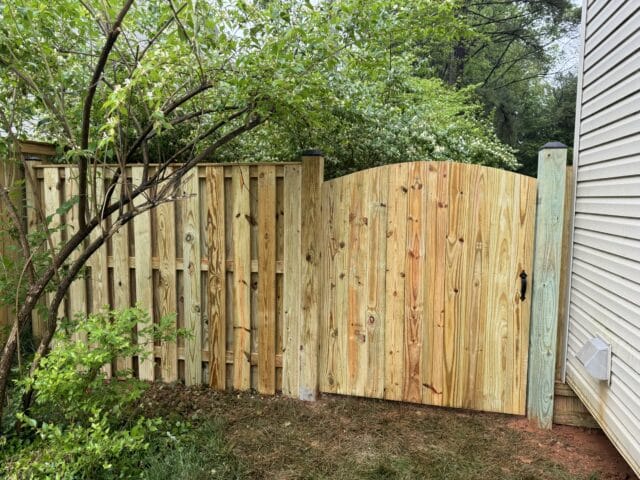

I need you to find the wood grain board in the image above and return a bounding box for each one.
[257,166,277,394]
[131,167,155,380]
[206,167,226,389]
[43,168,65,326]
[231,166,252,391]
[64,167,87,343]
[319,161,537,414]
[282,165,301,396]
[182,172,202,386]
[111,178,133,373]
[89,168,111,377]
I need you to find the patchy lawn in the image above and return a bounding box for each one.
[139,384,636,480]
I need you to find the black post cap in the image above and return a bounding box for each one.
[539,141,567,150]
[300,149,324,157]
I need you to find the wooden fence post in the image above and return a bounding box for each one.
[0,157,22,349]
[299,150,324,401]
[18,142,56,344]
[527,142,568,429]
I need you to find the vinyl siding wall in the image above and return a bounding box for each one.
[566,0,640,475]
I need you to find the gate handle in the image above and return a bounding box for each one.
[519,270,528,301]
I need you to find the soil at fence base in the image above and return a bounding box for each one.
[139,383,637,480]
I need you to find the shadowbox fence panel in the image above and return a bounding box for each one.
[29,162,303,395]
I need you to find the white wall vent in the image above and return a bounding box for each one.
[576,337,611,384]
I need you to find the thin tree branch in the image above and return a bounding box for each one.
[78,0,135,231]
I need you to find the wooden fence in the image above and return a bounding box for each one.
[6,143,595,427]
[27,159,324,395]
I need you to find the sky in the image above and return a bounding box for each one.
[550,0,583,80]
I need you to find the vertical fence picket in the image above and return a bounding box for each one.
[257,166,276,395]
[89,168,111,377]
[43,168,65,324]
[364,167,388,399]
[183,173,202,385]
[131,166,155,381]
[206,167,226,389]
[422,161,449,406]
[157,171,178,382]
[383,163,409,401]
[64,167,87,343]
[299,153,324,401]
[232,166,251,390]
[282,165,301,397]
[23,158,46,343]
[346,172,368,397]
[111,177,132,373]
[403,162,427,403]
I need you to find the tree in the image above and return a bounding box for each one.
[0,0,514,423]
[421,0,580,170]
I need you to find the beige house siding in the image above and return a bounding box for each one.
[566,0,640,475]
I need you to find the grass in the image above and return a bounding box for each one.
[136,384,631,480]
[141,419,244,480]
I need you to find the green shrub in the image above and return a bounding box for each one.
[0,306,181,479]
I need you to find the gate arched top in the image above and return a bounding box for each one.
[324,160,534,187]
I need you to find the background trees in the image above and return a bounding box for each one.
[423,0,581,174]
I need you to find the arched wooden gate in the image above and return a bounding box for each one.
[318,161,537,415]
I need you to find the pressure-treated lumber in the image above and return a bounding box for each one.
[23,158,46,342]
[422,162,448,406]
[43,168,65,325]
[112,178,133,373]
[299,153,324,401]
[527,144,567,429]
[403,162,427,403]
[383,163,409,401]
[555,166,574,381]
[282,165,301,396]
[346,171,368,396]
[183,172,202,386]
[0,158,25,348]
[232,166,251,390]
[206,167,226,389]
[319,161,536,415]
[257,166,277,394]
[364,167,388,398]
[24,158,543,418]
[157,174,178,382]
[64,167,87,343]
[25,162,297,389]
[131,167,155,381]
[88,168,111,377]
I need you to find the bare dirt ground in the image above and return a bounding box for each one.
[140,384,637,480]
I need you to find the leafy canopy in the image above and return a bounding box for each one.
[1,0,517,173]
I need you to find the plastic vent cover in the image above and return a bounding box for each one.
[576,337,611,384]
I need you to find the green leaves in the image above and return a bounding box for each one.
[1,306,180,479]
[1,0,495,170]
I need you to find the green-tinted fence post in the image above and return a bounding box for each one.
[527,142,568,429]
[299,150,324,401]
